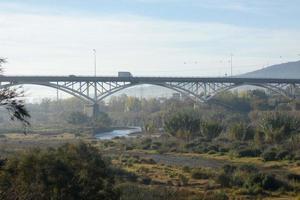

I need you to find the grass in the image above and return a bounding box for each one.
[1,133,299,199]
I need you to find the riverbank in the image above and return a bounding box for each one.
[95,127,142,140]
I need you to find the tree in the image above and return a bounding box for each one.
[259,112,300,144]
[66,111,89,125]
[201,121,223,140]
[228,122,254,141]
[94,112,112,127]
[0,143,119,200]
[0,59,30,126]
[164,109,201,140]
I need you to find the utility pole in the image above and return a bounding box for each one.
[92,49,98,119]
[93,49,97,77]
[230,53,233,77]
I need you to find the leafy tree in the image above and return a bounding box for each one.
[228,122,254,141]
[164,109,201,140]
[201,121,223,140]
[0,143,119,200]
[0,58,30,126]
[67,111,89,125]
[94,112,112,127]
[259,112,300,143]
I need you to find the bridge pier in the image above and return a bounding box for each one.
[92,103,99,118]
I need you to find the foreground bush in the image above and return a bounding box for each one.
[118,183,193,200]
[0,143,119,200]
[216,164,288,194]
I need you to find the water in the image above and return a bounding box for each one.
[95,127,142,140]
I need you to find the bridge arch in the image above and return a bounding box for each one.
[205,83,291,101]
[0,82,95,103]
[97,82,201,102]
[0,81,293,105]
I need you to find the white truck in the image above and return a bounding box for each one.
[118,71,132,77]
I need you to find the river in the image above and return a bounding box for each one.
[95,127,142,140]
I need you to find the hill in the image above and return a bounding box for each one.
[239,60,300,79]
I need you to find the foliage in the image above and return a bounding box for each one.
[259,112,300,143]
[66,111,89,125]
[191,168,214,179]
[164,109,201,139]
[118,183,193,200]
[201,121,223,140]
[216,164,288,193]
[228,123,254,141]
[0,58,30,126]
[94,112,112,127]
[236,148,262,157]
[0,143,119,200]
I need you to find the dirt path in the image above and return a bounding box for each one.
[144,153,228,168]
[110,150,229,169]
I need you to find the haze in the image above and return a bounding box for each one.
[1,0,300,78]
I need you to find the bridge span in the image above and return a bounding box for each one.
[0,76,299,115]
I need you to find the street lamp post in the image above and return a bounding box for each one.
[93,49,97,77]
[230,53,233,77]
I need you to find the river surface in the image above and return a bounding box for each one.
[95,127,142,140]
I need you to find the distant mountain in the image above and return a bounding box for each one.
[239,60,300,79]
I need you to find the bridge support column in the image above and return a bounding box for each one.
[92,103,99,118]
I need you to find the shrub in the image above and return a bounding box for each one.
[217,173,231,187]
[262,150,277,161]
[238,164,258,172]
[191,168,212,179]
[113,167,138,182]
[201,121,223,140]
[222,164,237,174]
[244,173,286,192]
[140,158,156,164]
[0,143,119,200]
[276,150,290,160]
[140,176,152,185]
[287,173,300,182]
[207,145,219,152]
[236,148,261,157]
[208,150,216,154]
[203,191,229,200]
[118,183,191,200]
[262,174,285,191]
[178,174,189,186]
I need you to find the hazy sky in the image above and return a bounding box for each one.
[0,0,300,78]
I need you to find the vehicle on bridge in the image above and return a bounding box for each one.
[118,71,132,77]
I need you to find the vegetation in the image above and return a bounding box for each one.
[0,59,30,126]
[0,143,119,200]
[1,87,300,199]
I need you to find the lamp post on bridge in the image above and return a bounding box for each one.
[230,53,233,77]
[93,49,97,77]
[92,49,99,118]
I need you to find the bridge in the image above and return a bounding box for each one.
[0,76,299,116]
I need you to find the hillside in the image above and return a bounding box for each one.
[239,60,300,79]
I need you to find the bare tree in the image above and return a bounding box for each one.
[0,59,30,126]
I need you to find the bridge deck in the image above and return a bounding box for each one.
[0,76,299,84]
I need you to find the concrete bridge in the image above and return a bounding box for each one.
[0,76,299,116]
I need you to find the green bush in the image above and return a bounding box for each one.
[118,183,192,200]
[191,168,213,179]
[262,174,285,191]
[0,143,119,200]
[287,173,300,182]
[236,148,261,157]
[217,173,231,187]
[276,150,290,160]
[262,150,277,161]
[202,191,229,200]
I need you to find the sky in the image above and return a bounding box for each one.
[0,0,300,77]
[0,0,300,101]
